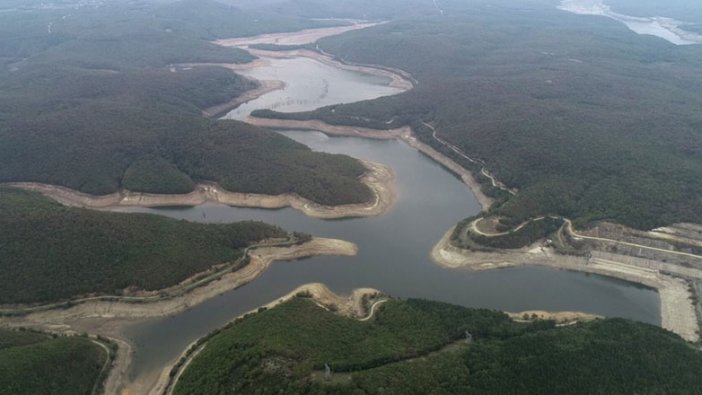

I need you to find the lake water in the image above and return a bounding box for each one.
[224,56,403,120]
[559,0,702,45]
[115,52,660,389]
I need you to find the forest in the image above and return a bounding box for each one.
[174,297,702,394]
[0,187,288,305]
[0,0,371,206]
[453,217,564,251]
[252,0,702,229]
[0,329,107,395]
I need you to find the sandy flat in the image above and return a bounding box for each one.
[215,22,380,47]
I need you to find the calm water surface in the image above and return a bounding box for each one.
[116,53,659,385]
[225,56,403,120]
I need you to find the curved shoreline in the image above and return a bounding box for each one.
[430,227,700,342]
[154,283,381,395]
[244,48,415,91]
[202,79,285,118]
[157,284,603,395]
[0,237,358,321]
[5,159,395,220]
[245,116,494,210]
[0,238,357,395]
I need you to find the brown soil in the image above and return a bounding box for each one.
[214,22,381,47]
[431,227,700,342]
[5,159,395,219]
[203,79,285,117]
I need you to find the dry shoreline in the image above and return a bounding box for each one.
[214,22,381,47]
[156,283,603,395]
[202,79,285,117]
[0,238,357,321]
[154,283,381,395]
[245,116,495,210]
[0,238,357,395]
[6,159,395,220]
[244,48,414,90]
[430,228,700,342]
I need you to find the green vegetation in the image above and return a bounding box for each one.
[174,297,702,394]
[0,329,107,395]
[0,0,371,206]
[454,217,564,250]
[0,187,289,305]
[254,0,702,229]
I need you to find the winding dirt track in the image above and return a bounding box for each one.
[563,219,702,260]
[421,122,516,195]
[359,299,388,322]
[91,339,113,395]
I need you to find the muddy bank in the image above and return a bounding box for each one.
[246,116,494,210]
[155,283,381,395]
[244,48,414,90]
[0,238,357,322]
[6,159,394,220]
[202,79,285,117]
[508,310,602,325]
[0,238,358,395]
[214,22,380,47]
[431,228,700,342]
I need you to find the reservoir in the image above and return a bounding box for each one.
[114,47,660,390]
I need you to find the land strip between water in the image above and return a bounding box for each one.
[0,238,357,320]
[244,117,495,210]
[157,283,382,395]
[5,159,394,220]
[0,239,357,395]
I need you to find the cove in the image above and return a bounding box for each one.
[116,131,659,387]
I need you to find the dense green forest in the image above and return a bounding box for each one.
[0,187,289,305]
[0,0,370,205]
[174,297,702,394]
[0,329,107,395]
[253,0,702,229]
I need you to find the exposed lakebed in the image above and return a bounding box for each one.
[112,41,660,390]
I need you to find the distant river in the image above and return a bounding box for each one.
[114,49,660,390]
[559,0,702,45]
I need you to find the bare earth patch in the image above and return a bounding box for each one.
[431,227,701,342]
[214,22,381,47]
